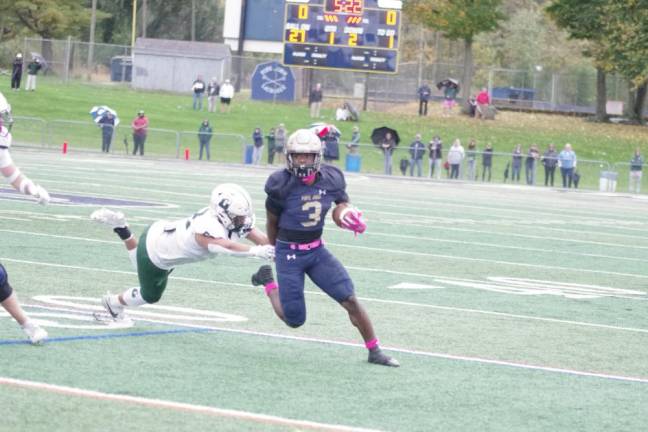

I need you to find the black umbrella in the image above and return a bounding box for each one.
[436,78,460,91]
[371,126,400,148]
[344,101,359,122]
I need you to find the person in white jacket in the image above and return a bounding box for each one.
[447,138,465,179]
[219,79,235,113]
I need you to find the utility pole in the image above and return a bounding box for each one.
[191,0,196,41]
[131,0,138,47]
[142,0,147,38]
[87,0,97,76]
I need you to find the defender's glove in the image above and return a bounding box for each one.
[339,207,366,235]
[33,185,50,205]
[249,245,275,261]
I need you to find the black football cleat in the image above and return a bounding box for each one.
[368,348,400,367]
[251,265,275,287]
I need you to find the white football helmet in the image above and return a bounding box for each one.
[209,183,255,235]
[285,129,322,178]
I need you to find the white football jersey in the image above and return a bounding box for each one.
[146,207,243,270]
[0,126,13,169]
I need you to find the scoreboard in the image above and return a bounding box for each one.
[283,0,402,74]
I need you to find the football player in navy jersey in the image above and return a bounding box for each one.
[252,129,399,367]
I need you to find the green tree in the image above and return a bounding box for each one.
[404,0,506,98]
[8,0,91,61]
[546,0,610,121]
[599,0,648,123]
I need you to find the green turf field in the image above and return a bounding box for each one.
[1,149,648,431]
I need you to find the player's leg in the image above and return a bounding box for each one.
[251,264,284,321]
[0,264,47,344]
[307,247,399,367]
[253,244,308,328]
[101,228,171,319]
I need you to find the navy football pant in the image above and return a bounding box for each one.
[275,241,354,328]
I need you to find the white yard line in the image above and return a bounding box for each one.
[0,377,383,432]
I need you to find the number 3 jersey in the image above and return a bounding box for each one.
[145,207,244,270]
[265,165,349,243]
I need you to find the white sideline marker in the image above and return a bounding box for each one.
[388,282,444,290]
[0,377,384,432]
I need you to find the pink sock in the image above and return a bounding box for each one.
[365,338,379,350]
[264,281,278,295]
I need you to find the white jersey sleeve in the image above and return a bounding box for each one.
[0,127,13,168]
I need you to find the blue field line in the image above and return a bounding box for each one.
[0,327,214,346]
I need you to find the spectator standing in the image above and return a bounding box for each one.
[511,144,523,183]
[380,132,396,175]
[323,130,340,163]
[206,78,220,113]
[266,128,276,165]
[417,82,432,116]
[25,58,42,91]
[482,143,493,181]
[629,147,643,193]
[346,126,360,154]
[409,134,425,177]
[309,83,323,118]
[466,139,477,180]
[447,139,465,179]
[428,136,443,180]
[131,110,149,156]
[466,95,477,117]
[98,112,115,153]
[11,53,23,91]
[558,143,577,188]
[475,87,490,119]
[541,143,558,186]
[442,82,459,117]
[198,119,213,161]
[192,76,206,111]
[252,127,264,165]
[525,144,540,185]
[219,79,234,113]
[274,123,287,164]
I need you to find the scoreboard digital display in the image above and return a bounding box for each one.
[283,0,402,74]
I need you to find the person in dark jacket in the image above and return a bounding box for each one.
[266,128,276,165]
[482,143,493,181]
[417,83,431,116]
[11,53,23,91]
[309,83,323,118]
[25,58,42,91]
[511,144,523,183]
[98,112,116,153]
[198,119,213,161]
[323,130,340,163]
[525,144,540,185]
[252,127,264,165]
[541,143,558,186]
[409,133,426,177]
[629,147,643,193]
[428,136,443,180]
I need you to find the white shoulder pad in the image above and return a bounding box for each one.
[0,127,12,149]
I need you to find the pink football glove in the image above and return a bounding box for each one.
[339,207,366,235]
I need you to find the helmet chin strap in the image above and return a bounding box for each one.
[301,172,317,184]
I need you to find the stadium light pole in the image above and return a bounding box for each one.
[131,0,138,47]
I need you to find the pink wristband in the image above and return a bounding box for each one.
[264,281,278,295]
